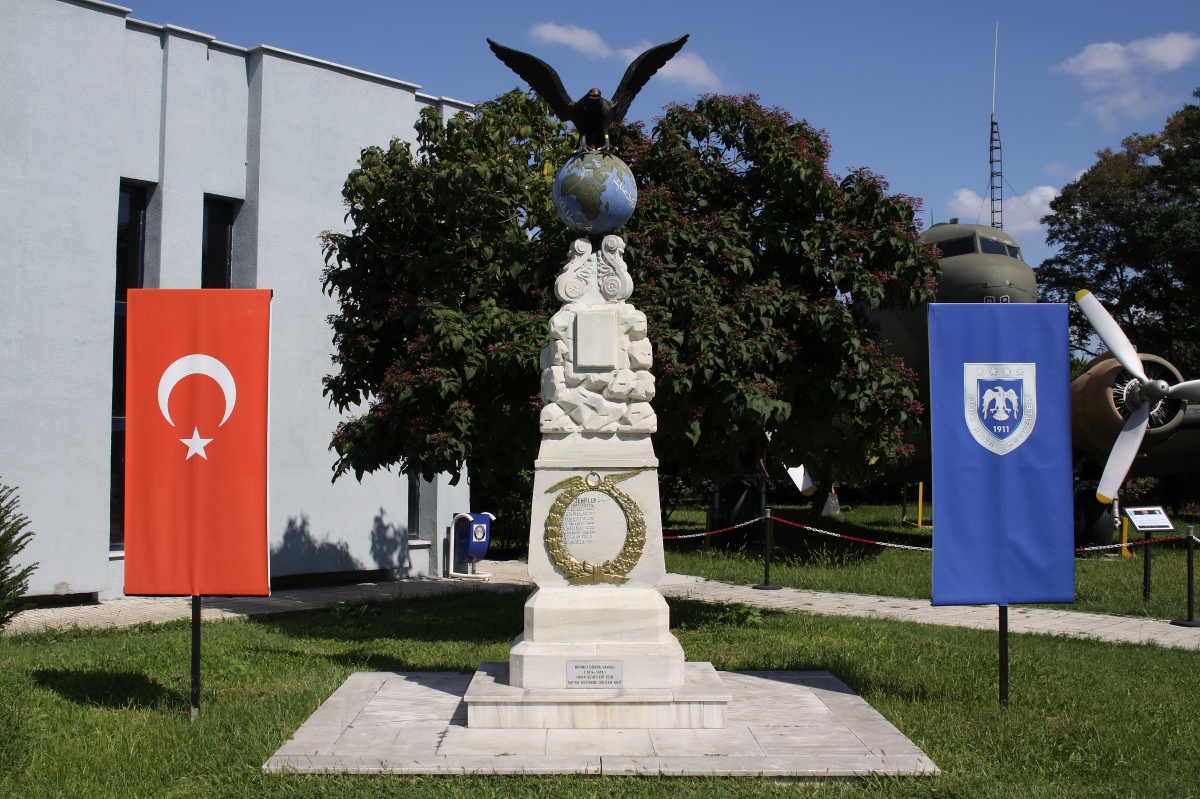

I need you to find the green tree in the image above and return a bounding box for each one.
[321,91,938,500]
[0,484,36,628]
[1039,88,1200,375]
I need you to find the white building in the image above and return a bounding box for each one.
[1,0,473,598]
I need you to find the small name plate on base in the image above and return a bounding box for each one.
[566,660,623,688]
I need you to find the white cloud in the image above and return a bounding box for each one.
[652,52,722,90]
[529,25,722,91]
[1056,32,1200,125]
[1129,31,1200,72]
[530,23,612,58]
[944,185,1058,235]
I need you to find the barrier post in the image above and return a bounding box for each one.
[1121,517,1131,557]
[917,482,926,528]
[753,509,781,590]
[1171,526,1198,627]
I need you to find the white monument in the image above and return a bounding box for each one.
[464,234,731,728]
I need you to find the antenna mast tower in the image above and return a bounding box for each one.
[989,23,1003,230]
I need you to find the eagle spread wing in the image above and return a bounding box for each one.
[1004,389,1019,415]
[486,38,574,121]
[611,35,690,121]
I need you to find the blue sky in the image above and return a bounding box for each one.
[124,0,1199,270]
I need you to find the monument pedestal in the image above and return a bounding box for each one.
[509,586,685,689]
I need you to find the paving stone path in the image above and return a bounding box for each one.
[7,561,1198,650]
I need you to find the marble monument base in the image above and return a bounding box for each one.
[464,661,731,729]
[509,586,685,689]
[464,586,731,729]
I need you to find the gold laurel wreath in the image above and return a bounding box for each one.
[543,469,646,584]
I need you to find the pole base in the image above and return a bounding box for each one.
[1169,619,1200,627]
[752,584,782,590]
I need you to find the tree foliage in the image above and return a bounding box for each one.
[321,91,939,494]
[0,484,36,628]
[1039,88,1200,375]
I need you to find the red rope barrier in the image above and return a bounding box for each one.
[1075,534,1195,553]
[771,516,933,552]
[662,516,765,540]
[664,516,1198,554]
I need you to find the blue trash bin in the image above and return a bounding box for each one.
[450,512,494,576]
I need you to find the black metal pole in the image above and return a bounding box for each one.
[753,508,781,590]
[1143,527,1152,603]
[999,605,1009,711]
[1172,526,1198,627]
[191,595,201,720]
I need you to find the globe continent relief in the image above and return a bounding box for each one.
[552,152,638,235]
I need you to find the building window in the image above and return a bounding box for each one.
[202,197,236,288]
[112,183,148,550]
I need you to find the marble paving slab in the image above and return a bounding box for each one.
[263,670,939,777]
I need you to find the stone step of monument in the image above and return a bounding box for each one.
[464,661,731,729]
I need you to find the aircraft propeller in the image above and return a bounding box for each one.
[1075,290,1200,503]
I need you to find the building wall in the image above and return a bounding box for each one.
[0,0,473,596]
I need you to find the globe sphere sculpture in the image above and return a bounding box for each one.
[552,152,638,235]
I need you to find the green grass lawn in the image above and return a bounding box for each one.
[665,502,1200,620]
[1,590,1197,798]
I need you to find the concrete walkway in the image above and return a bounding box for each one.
[6,561,1199,650]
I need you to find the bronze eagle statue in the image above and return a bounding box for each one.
[487,34,689,152]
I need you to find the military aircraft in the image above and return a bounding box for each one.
[869,219,1038,398]
[871,220,1200,544]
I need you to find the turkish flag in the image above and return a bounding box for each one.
[124,290,271,596]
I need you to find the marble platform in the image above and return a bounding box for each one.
[263,669,939,777]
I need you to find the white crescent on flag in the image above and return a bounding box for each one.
[157,354,237,427]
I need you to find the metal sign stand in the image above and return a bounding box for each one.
[191,595,201,720]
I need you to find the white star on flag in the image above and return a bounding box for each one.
[180,428,213,460]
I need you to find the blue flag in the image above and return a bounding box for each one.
[929,304,1074,606]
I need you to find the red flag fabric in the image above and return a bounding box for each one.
[124,289,271,596]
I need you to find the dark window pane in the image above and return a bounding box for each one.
[112,314,127,416]
[115,185,146,301]
[933,236,975,259]
[110,430,125,548]
[1007,245,1022,260]
[979,237,1008,256]
[202,197,235,288]
[112,183,146,551]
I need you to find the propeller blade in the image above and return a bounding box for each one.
[1166,379,1200,402]
[1096,401,1151,504]
[1075,290,1149,384]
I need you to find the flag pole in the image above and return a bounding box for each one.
[998,604,1009,710]
[191,594,201,719]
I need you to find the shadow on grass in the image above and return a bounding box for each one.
[250,588,530,647]
[249,647,488,675]
[32,669,186,711]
